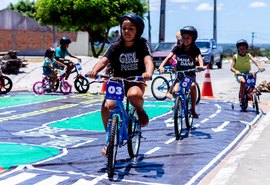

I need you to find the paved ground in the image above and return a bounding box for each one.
[6,56,270,184]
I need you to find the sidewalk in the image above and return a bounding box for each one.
[203,109,270,185]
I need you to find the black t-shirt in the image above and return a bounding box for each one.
[104,38,151,78]
[171,44,201,76]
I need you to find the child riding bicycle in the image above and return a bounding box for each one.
[43,48,67,89]
[55,37,82,80]
[86,13,154,156]
[230,39,265,107]
[158,26,204,118]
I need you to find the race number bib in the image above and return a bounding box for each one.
[105,81,125,101]
[245,75,256,86]
[180,76,194,90]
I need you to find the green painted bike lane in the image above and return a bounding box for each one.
[0,95,64,171]
[50,101,173,131]
[0,94,63,109]
[0,95,172,172]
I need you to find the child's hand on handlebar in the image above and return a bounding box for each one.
[158,67,164,74]
[196,66,204,72]
[142,72,152,81]
[86,70,98,79]
[259,67,265,72]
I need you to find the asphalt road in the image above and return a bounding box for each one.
[0,57,269,184]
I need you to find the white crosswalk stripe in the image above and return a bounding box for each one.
[34,175,69,185]
[0,172,37,185]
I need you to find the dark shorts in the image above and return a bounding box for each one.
[43,67,52,76]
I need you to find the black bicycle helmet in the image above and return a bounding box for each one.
[180,26,198,42]
[60,37,71,45]
[236,39,249,49]
[120,13,145,38]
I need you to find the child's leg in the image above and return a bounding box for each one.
[239,77,246,103]
[166,79,178,100]
[189,82,199,118]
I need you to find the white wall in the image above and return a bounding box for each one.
[69,31,89,56]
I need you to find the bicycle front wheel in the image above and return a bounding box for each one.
[151,76,170,100]
[195,82,201,105]
[60,81,72,94]
[0,76,13,94]
[174,96,183,139]
[33,81,45,95]
[74,76,89,93]
[253,93,259,114]
[127,107,141,158]
[107,115,119,179]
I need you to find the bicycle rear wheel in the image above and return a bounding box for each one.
[74,76,89,93]
[174,96,183,139]
[195,82,200,105]
[127,107,141,158]
[107,115,119,178]
[33,81,45,95]
[151,76,170,100]
[0,76,13,94]
[185,91,193,129]
[253,93,259,114]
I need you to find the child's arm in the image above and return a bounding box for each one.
[87,57,110,78]
[55,61,67,68]
[158,52,174,73]
[196,54,204,71]
[249,54,265,71]
[230,55,240,75]
[143,55,154,81]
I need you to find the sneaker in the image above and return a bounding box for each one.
[137,110,149,127]
[191,109,199,119]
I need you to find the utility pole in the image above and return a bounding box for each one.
[213,0,217,41]
[251,32,255,48]
[159,0,166,42]
[147,0,152,48]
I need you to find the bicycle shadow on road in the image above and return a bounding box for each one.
[98,154,165,182]
[179,127,212,140]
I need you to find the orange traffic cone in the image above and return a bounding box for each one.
[201,64,214,98]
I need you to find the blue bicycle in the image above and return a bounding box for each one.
[151,66,201,104]
[173,68,201,139]
[93,75,145,178]
[232,69,264,114]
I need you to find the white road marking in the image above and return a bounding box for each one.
[0,172,37,184]
[185,125,250,185]
[34,175,69,185]
[165,138,175,144]
[212,121,230,132]
[200,118,209,123]
[0,111,16,115]
[145,147,161,155]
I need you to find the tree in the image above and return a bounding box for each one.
[8,0,36,19]
[35,0,147,57]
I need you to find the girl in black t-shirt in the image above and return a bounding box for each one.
[87,13,154,156]
[158,26,204,118]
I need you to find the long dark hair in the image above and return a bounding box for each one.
[44,48,55,58]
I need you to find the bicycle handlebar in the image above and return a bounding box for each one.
[85,74,152,82]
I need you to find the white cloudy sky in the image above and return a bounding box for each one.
[1,0,269,44]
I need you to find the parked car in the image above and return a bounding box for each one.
[195,39,223,69]
[151,42,175,68]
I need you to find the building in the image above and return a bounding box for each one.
[0,8,88,56]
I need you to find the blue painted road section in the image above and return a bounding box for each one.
[0,92,260,184]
